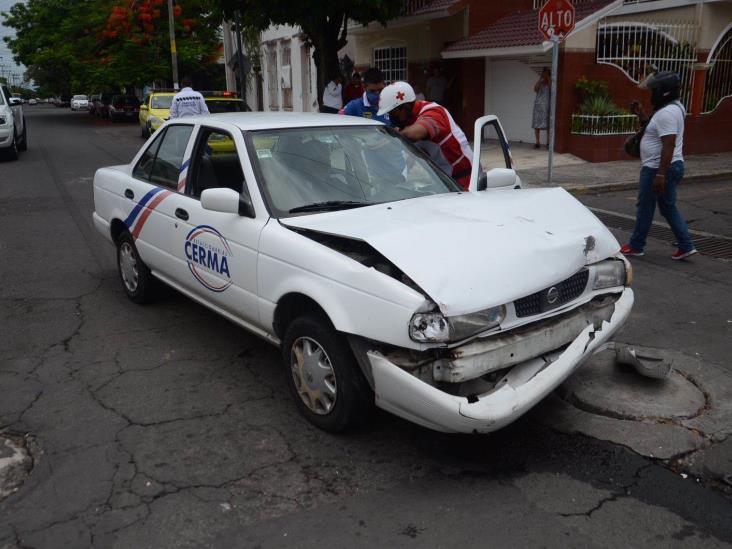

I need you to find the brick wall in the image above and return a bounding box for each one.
[556,50,732,161]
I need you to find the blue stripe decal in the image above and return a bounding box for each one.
[180,158,190,171]
[123,187,163,228]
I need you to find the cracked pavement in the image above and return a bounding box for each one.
[1,108,730,548]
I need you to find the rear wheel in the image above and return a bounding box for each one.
[281,313,373,432]
[17,119,27,152]
[116,232,156,303]
[4,133,18,161]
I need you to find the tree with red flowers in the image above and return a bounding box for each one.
[2,0,223,94]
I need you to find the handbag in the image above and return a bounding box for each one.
[624,119,649,158]
[624,102,684,158]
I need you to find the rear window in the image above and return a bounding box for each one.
[151,96,173,109]
[205,99,247,114]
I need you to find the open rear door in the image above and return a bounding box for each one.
[468,115,517,192]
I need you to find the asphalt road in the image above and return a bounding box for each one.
[1,106,731,548]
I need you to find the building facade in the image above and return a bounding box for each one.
[225,0,732,162]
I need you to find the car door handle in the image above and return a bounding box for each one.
[124,189,134,200]
[175,208,189,221]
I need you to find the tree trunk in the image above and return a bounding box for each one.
[309,12,347,111]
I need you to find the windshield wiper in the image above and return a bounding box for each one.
[289,200,369,213]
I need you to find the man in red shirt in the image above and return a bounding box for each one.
[342,72,364,104]
[377,81,473,190]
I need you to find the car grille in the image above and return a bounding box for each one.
[514,269,589,318]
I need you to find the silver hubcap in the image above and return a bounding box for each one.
[290,337,337,415]
[119,242,139,293]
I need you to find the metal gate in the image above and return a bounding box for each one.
[703,25,732,113]
[596,18,698,108]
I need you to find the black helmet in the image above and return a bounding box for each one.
[640,71,681,107]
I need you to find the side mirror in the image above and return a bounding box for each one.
[9,97,22,106]
[140,104,148,111]
[200,187,255,218]
[482,168,519,190]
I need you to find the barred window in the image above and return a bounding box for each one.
[373,46,407,83]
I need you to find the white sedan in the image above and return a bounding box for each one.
[92,112,633,433]
[71,94,89,111]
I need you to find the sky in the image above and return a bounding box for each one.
[0,0,26,84]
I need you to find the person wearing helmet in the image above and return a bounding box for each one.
[377,81,473,190]
[620,71,696,260]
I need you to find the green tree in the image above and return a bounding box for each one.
[2,0,223,95]
[213,0,404,108]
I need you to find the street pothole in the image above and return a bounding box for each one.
[558,349,708,422]
[0,432,34,500]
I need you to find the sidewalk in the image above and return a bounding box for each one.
[481,142,732,194]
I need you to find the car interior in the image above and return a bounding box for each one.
[190,130,245,197]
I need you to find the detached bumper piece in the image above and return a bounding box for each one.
[368,288,634,433]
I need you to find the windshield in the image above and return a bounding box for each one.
[73,95,88,100]
[205,99,246,113]
[152,96,173,109]
[248,126,460,217]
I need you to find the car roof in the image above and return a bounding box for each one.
[175,112,383,130]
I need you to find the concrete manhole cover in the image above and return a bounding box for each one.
[560,349,707,421]
[0,433,33,500]
[536,345,732,462]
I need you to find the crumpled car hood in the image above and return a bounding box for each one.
[281,189,620,316]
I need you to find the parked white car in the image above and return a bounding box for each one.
[92,112,633,433]
[71,94,89,111]
[0,84,27,160]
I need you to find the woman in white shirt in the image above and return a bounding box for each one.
[321,75,343,114]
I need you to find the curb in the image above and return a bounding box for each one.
[562,171,732,196]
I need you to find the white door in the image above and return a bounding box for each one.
[163,126,265,327]
[485,60,542,144]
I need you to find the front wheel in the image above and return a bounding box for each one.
[282,314,373,432]
[116,232,156,303]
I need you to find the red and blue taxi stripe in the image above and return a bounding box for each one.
[177,158,190,192]
[124,187,173,239]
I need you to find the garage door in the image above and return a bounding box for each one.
[485,59,545,144]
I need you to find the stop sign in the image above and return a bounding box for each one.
[538,0,576,41]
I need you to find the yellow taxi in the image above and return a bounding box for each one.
[139,91,175,138]
[139,90,248,139]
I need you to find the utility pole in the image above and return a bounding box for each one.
[167,0,179,90]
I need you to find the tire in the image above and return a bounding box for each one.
[4,133,18,161]
[281,313,373,432]
[116,232,156,304]
[17,119,27,152]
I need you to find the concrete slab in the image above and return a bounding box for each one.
[533,395,704,460]
[537,346,732,466]
[561,350,706,421]
[681,436,732,483]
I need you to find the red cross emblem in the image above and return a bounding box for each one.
[396,91,405,101]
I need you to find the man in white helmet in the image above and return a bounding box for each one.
[377,81,473,190]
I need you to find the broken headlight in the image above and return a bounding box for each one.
[409,305,506,343]
[593,259,627,290]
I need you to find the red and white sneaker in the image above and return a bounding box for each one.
[620,244,644,257]
[671,249,697,260]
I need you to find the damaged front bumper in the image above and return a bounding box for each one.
[366,288,634,433]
